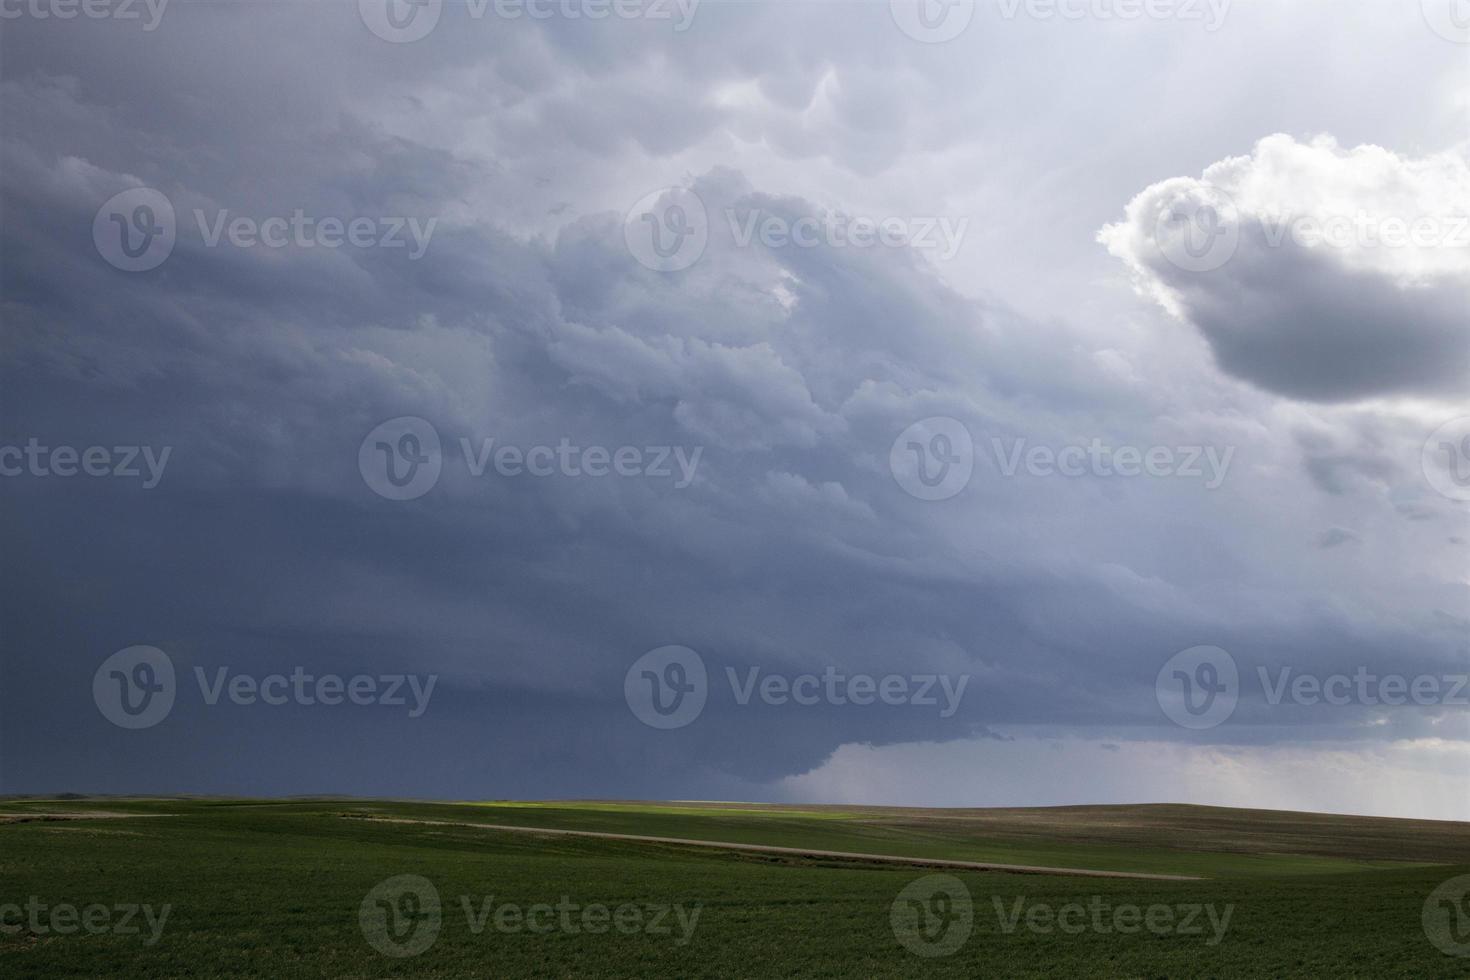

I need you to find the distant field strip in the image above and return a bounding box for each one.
[347,815,1205,880]
[0,811,170,823]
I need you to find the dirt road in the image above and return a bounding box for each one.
[351,815,1204,880]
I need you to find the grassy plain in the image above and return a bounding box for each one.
[1,798,1466,977]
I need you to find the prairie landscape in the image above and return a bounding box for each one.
[3,798,1468,977]
[3,2,1466,978]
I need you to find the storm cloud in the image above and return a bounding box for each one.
[0,0,1465,818]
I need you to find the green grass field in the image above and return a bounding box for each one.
[2,798,1467,977]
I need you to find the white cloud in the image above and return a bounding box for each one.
[1100,135,1470,402]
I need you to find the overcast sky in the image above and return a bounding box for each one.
[1,0,1466,820]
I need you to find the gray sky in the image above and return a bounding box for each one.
[2,0,1467,819]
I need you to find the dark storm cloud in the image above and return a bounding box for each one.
[1173,239,1468,402]
[0,2,1464,806]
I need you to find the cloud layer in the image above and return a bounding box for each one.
[0,1,1465,816]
